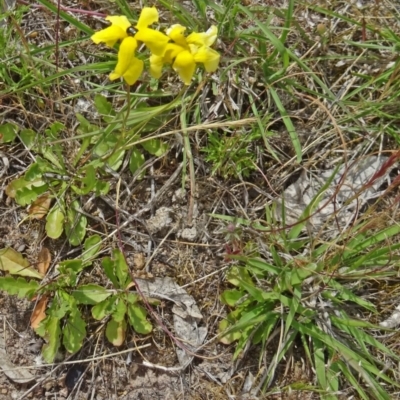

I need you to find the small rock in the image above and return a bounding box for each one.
[179,227,197,241]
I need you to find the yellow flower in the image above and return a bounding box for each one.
[91,16,131,47]
[149,24,220,85]
[109,36,144,85]
[134,7,169,57]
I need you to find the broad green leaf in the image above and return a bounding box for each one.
[141,139,168,156]
[106,318,127,346]
[20,129,37,149]
[129,147,145,174]
[113,299,127,323]
[64,201,87,246]
[82,235,102,266]
[218,318,242,344]
[0,276,39,299]
[63,307,86,354]
[0,248,43,279]
[101,257,119,288]
[127,304,152,335]
[220,289,245,306]
[114,249,131,288]
[95,180,110,196]
[41,316,61,363]
[72,284,111,305]
[0,122,17,143]
[92,296,116,320]
[46,204,65,239]
[94,94,115,122]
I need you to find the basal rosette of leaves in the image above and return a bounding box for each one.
[91,7,220,85]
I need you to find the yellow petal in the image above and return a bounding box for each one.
[134,28,169,56]
[109,37,138,80]
[193,47,220,72]
[173,50,196,85]
[122,58,144,85]
[105,16,132,31]
[91,25,127,47]
[135,6,159,30]
[187,25,218,47]
[149,55,164,79]
[166,24,188,47]
[163,43,186,63]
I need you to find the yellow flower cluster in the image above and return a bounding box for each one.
[91,7,220,86]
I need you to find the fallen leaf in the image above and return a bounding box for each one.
[0,336,35,383]
[0,248,43,279]
[31,296,48,330]
[29,195,51,219]
[135,277,207,368]
[37,247,51,275]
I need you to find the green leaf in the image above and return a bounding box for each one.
[72,284,111,305]
[127,304,152,334]
[113,249,131,289]
[64,201,87,246]
[106,318,127,346]
[20,129,36,149]
[58,259,83,274]
[113,299,127,323]
[82,235,102,266]
[40,316,61,363]
[94,94,115,122]
[46,203,65,239]
[0,276,39,299]
[129,147,146,174]
[0,248,43,279]
[63,306,86,354]
[0,122,18,143]
[101,257,119,288]
[92,295,116,320]
[220,289,245,306]
[72,165,96,195]
[141,139,168,157]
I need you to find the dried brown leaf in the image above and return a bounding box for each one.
[29,195,51,219]
[37,247,51,275]
[30,296,48,330]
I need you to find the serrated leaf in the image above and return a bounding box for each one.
[0,276,39,298]
[63,306,86,354]
[82,235,102,266]
[72,284,111,305]
[64,201,87,246]
[141,139,168,157]
[106,318,127,346]
[58,259,83,274]
[46,204,64,239]
[0,248,43,279]
[129,147,145,174]
[127,304,152,334]
[41,316,61,363]
[92,296,116,320]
